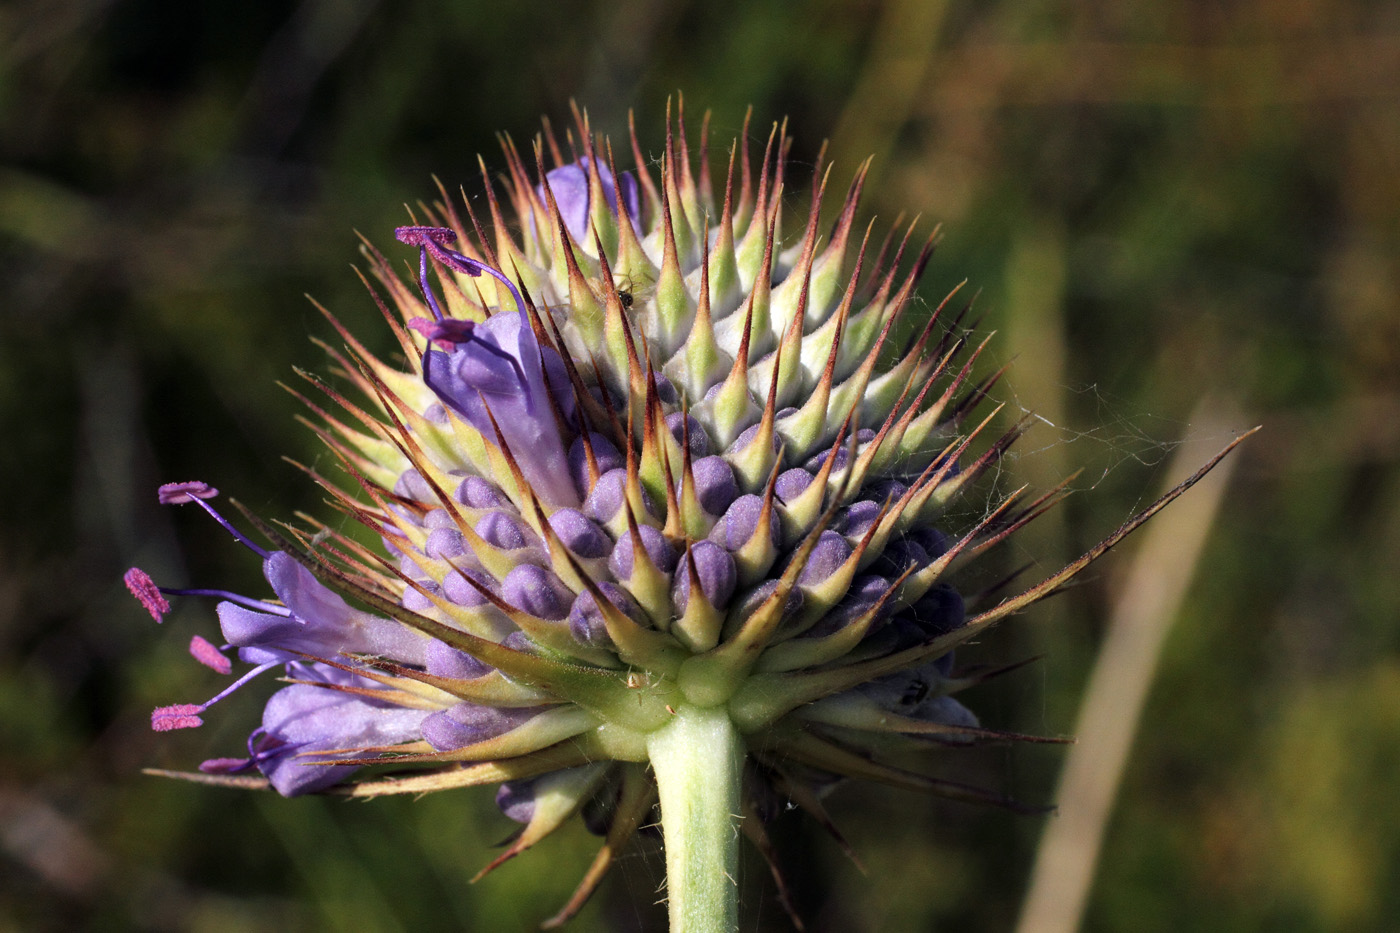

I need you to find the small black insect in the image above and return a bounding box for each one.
[618,289,634,311]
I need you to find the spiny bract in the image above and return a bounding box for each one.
[132,105,1229,927]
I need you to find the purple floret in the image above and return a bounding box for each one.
[421,311,579,507]
[539,158,641,245]
[256,663,430,796]
[218,551,427,666]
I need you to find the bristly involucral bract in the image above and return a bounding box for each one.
[128,103,1248,932]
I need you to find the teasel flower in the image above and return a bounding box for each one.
[131,103,1250,931]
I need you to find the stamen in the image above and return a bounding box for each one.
[198,757,255,774]
[408,316,528,386]
[198,661,282,711]
[151,704,204,732]
[156,482,271,559]
[394,225,530,325]
[157,587,293,616]
[158,481,219,504]
[148,660,281,733]
[396,226,535,400]
[124,567,169,622]
[408,315,476,348]
[189,636,232,674]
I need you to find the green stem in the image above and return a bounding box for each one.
[646,704,744,933]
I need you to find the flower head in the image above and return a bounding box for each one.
[135,104,1246,929]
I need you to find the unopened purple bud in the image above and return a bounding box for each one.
[666,412,711,457]
[910,584,965,639]
[501,630,535,654]
[501,565,572,620]
[421,703,546,751]
[393,469,434,504]
[717,494,777,551]
[774,468,814,504]
[549,508,612,559]
[798,530,853,585]
[569,582,645,648]
[583,469,653,523]
[913,694,979,732]
[496,779,538,824]
[423,509,457,530]
[124,567,169,622]
[691,456,739,516]
[807,574,893,637]
[730,580,803,626]
[907,527,950,561]
[731,422,779,457]
[426,638,493,680]
[841,499,883,538]
[151,704,204,732]
[609,524,678,581]
[880,535,931,573]
[441,568,492,607]
[402,581,440,613]
[189,635,231,674]
[475,511,530,550]
[804,428,876,472]
[568,433,625,499]
[157,481,218,505]
[426,526,467,560]
[457,475,511,509]
[672,541,738,613]
[649,372,679,406]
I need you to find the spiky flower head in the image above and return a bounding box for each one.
[132,104,1241,929]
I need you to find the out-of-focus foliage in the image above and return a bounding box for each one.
[1,0,1396,929]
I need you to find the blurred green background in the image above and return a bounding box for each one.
[2,0,1398,930]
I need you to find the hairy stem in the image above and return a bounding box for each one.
[647,704,744,933]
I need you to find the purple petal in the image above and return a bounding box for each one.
[775,468,815,504]
[475,511,531,550]
[422,312,579,506]
[539,158,641,245]
[256,666,429,796]
[666,412,711,457]
[420,703,546,752]
[426,639,493,680]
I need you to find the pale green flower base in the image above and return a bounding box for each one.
[647,706,745,933]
